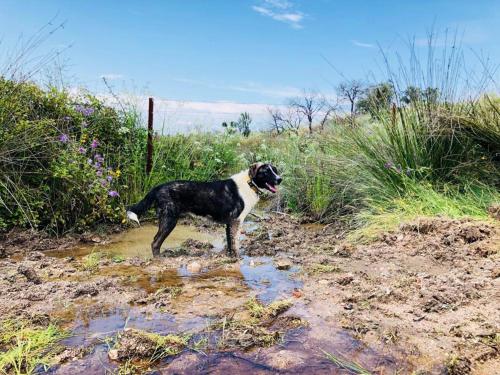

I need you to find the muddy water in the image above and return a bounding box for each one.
[46,223,225,259]
[48,223,408,374]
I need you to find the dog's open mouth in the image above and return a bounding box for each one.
[265,182,277,193]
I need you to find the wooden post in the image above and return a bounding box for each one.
[146,97,154,175]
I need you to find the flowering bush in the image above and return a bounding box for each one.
[0,78,143,233]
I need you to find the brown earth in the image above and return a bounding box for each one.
[0,214,498,374]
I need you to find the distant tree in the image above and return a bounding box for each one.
[289,90,326,134]
[236,112,252,137]
[267,106,303,134]
[268,107,285,134]
[222,112,252,137]
[357,82,395,116]
[221,120,237,135]
[337,80,364,116]
[401,86,440,106]
[423,87,439,105]
[401,86,422,105]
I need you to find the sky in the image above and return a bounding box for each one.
[1,0,499,131]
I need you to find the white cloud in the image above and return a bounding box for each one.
[351,40,376,49]
[252,1,305,29]
[91,91,284,134]
[99,73,124,80]
[171,77,303,99]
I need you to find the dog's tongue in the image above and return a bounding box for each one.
[266,183,277,193]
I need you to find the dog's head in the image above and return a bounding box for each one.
[249,163,282,193]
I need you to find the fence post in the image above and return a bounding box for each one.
[146,97,154,175]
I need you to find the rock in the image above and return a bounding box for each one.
[73,283,99,298]
[187,261,202,274]
[318,279,330,285]
[108,349,119,360]
[336,274,354,285]
[17,265,42,284]
[275,258,292,270]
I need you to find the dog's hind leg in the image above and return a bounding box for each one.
[152,210,178,257]
[225,219,241,257]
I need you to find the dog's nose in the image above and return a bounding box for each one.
[276,176,283,185]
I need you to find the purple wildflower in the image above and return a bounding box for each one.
[63,116,72,122]
[91,139,99,149]
[396,165,402,173]
[406,168,412,176]
[94,154,104,163]
[106,175,113,182]
[78,146,86,154]
[96,170,103,177]
[81,121,88,128]
[108,190,119,198]
[384,161,393,169]
[87,158,93,165]
[100,179,108,187]
[59,134,70,143]
[75,105,95,117]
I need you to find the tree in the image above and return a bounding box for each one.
[289,90,326,134]
[236,112,252,137]
[222,112,252,137]
[401,86,422,105]
[268,107,285,134]
[267,106,303,134]
[357,82,395,116]
[337,80,364,116]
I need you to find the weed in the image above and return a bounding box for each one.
[111,254,125,263]
[307,264,341,274]
[0,320,68,375]
[322,349,372,374]
[80,251,102,273]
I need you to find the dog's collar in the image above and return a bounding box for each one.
[247,175,264,196]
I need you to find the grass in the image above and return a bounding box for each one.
[0,320,68,375]
[80,251,102,273]
[307,264,341,274]
[351,181,500,242]
[110,329,190,363]
[322,350,372,375]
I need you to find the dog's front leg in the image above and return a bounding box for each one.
[225,219,241,257]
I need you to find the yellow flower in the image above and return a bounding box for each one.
[115,169,121,177]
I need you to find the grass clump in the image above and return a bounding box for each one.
[80,251,103,273]
[246,298,293,320]
[307,264,341,274]
[322,349,372,374]
[0,320,68,375]
[109,328,189,363]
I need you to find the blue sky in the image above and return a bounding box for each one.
[1,0,499,130]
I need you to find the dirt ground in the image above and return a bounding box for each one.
[0,213,498,374]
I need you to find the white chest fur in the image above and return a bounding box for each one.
[231,170,259,223]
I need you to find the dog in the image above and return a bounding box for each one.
[126,163,282,257]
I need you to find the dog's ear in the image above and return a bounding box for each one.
[249,162,264,178]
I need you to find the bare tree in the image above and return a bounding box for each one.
[267,106,303,134]
[289,90,325,134]
[281,107,303,134]
[337,80,364,117]
[268,107,285,134]
[318,100,337,131]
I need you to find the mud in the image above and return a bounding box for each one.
[0,214,498,374]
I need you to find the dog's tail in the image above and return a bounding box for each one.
[126,188,158,225]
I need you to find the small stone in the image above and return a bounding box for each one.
[108,349,119,360]
[275,258,292,270]
[186,261,202,274]
[318,279,329,285]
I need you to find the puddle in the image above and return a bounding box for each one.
[44,220,409,374]
[45,223,225,259]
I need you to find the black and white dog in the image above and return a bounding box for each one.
[126,163,282,257]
